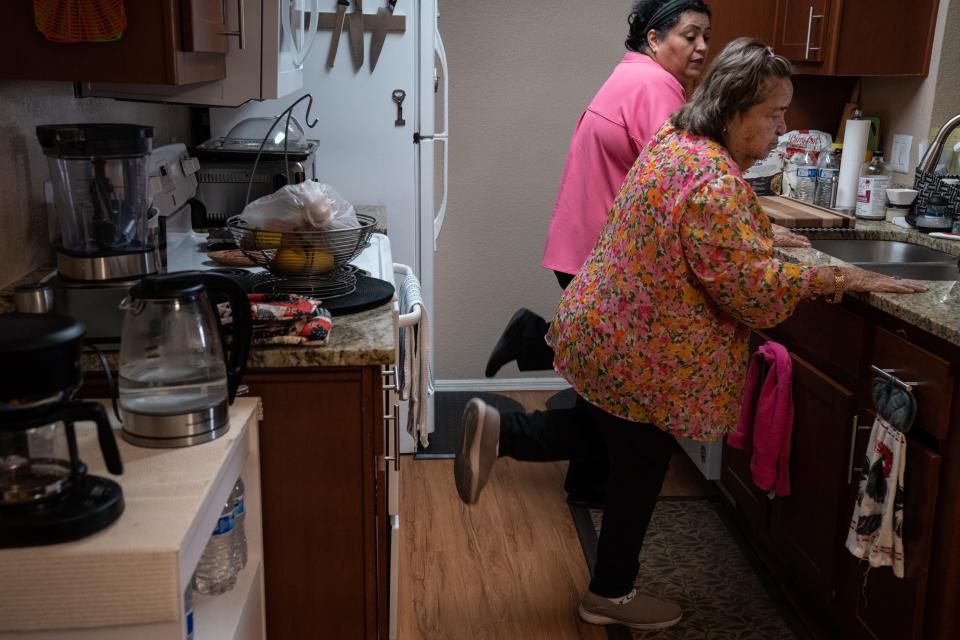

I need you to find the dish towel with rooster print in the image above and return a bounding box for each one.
[846,414,906,578]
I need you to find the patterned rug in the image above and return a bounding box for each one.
[578,498,802,640]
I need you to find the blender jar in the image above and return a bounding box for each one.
[37,124,154,256]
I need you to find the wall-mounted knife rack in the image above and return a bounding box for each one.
[316,12,406,33]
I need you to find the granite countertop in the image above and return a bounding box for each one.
[1,273,396,370]
[777,220,960,347]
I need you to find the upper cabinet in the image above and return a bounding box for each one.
[0,0,317,106]
[80,0,320,107]
[710,0,941,77]
[773,0,941,76]
[0,0,229,85]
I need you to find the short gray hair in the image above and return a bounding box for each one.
[672,38,792,143]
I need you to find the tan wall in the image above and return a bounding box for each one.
[0,82,191,287]
[434,0,631,380]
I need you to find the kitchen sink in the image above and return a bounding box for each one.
[848,263,960,281]
[809,239,960,281]
[809,239,956,263]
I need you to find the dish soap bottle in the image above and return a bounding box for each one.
[856,151,892,220]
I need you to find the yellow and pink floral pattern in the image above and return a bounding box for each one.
[547,123,816,441]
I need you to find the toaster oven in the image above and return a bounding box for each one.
[194,139,319,225]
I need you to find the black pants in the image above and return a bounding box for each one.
[499,400,675,597]
[512,270,609,503]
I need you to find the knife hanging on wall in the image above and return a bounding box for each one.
[369,0,397,72]
[348,0,365,71]
[326,0,350,69]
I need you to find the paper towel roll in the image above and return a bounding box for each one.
[836,119,870,211]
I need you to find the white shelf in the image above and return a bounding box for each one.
[0,398,265,640]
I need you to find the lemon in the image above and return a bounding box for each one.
[305,249,335,274]
[255,231,282,248]
[274,247,306,274]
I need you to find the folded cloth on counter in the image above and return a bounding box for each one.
[728,340,794,497]
[220,293,332,345]
[396,268,434,448]
[846,412,906,578]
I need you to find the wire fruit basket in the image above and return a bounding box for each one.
[227,213,377,296]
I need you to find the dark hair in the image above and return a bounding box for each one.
[625,0,712,53]
[672,38,792,143]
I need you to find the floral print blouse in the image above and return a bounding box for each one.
[546,123,817,441]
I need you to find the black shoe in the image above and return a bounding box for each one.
[485,308,533,377]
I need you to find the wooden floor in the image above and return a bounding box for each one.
[397,391,715,639]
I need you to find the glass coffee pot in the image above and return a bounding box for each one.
[118,271,252,448]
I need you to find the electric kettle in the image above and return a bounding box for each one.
[117,271,252,448]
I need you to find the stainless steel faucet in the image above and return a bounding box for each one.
[919,112,960,173]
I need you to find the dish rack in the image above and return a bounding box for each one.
[227,213,377,298]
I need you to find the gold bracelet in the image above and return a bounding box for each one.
[827,266,844,304]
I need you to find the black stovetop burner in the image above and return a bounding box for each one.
[0,473,124,548]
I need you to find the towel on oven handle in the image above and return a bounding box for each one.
[396,265,434,448]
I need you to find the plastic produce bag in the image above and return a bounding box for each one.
[238,181,359,232]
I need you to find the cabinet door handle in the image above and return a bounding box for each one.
[383,403,400,472]
[804,6,824,59]
[220,0,246,50]
[382,366,398,391]
[847,414,859,484]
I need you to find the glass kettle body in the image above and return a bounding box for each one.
[118,272,251,448]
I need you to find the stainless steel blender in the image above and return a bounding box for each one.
[38,124,157,345]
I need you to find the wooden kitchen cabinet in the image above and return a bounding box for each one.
[720,298,960,639]
[768,350,855,609]
[242,367,388,640]
[839,436,941,640]
[773,0,940,76]
[0,0,228,85]
[773,0,832,66]
[710,0,940,77]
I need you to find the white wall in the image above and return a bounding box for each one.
[0,81,192,287]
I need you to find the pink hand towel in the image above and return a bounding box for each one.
[728,341,794,496]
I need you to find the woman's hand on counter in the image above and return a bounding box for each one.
[838,266,929,294]
[771,224,811,248]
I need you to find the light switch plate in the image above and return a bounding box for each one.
[891,133,912,173]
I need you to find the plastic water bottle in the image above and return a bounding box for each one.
[814,146,841,208]
[193,499,238,595]
[184,581,195,639]
[230,478,248,570]
[795,150,819,203]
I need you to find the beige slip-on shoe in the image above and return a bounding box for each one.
[578,588,683,630]
[453,398,500,505]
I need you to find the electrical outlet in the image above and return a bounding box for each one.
[891,133,912,173]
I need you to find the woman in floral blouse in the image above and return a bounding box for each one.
[453,38,927,630]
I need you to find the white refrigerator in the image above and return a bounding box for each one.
[210,0,447,455]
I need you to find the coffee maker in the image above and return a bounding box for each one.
[0,314,124,547]
[39,124,158,346]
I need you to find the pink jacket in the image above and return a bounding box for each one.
[728,341,794,496]
[541,53,685,275]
